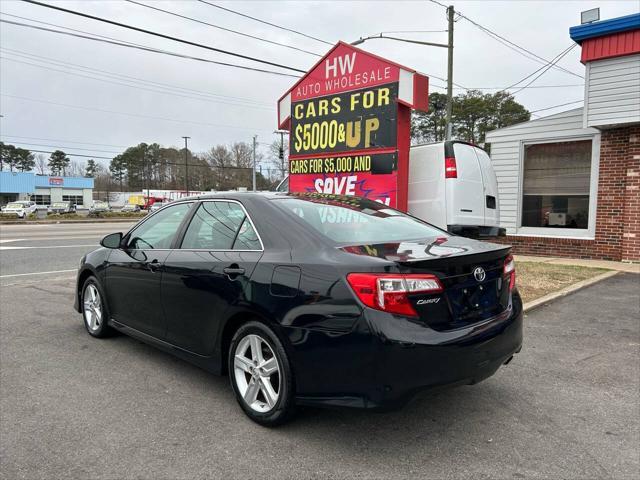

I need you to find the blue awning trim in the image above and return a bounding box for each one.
[570,13,640,43]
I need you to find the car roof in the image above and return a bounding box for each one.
[173,191,288,203]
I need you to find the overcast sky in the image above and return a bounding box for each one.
[0,0,638,170]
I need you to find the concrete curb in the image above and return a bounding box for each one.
[0,218,141,225]
[523,270,619,313]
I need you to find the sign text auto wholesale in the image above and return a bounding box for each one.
[278,42,429,210]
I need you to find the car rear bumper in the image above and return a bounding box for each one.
[294,291,523,410]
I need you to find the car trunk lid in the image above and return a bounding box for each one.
[340,236,512,330]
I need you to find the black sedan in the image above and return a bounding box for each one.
[75,192,523,426]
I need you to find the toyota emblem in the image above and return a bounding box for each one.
[473,267,486,282]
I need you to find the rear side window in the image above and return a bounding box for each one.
[274,195,445,243]
[181,201,261,250]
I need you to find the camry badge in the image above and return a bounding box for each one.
[473,267,486,282]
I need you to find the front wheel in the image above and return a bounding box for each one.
[81,277,113,338]
[228,321,295,426]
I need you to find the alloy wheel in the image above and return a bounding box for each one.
[83,284,103,332]
[233,334,281,413]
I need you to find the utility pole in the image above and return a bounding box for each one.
[182,136,190,195]
[445,5,454,141]
[252,135,257,191]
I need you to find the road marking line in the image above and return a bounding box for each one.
[0,269,77,278]
[0,244,96,250]
[0,239,26,243]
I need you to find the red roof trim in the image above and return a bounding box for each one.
[580,30,640,63]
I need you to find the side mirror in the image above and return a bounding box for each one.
[100,232,123,249]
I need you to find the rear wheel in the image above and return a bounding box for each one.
[82,277,112,338]
[228,321,295,426]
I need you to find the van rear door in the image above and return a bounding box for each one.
[446,142,484,228]
[473,147,499,227]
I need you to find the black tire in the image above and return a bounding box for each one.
[228,321,295,426]
[81,276,113,338]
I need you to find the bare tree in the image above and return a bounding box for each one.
[68,160,85,177]
[34,154,48,174]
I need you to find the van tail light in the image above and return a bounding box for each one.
[504,254,516,291]
[444,156,457,178]
[346,273,443,317]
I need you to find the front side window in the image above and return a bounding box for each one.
[127,202,192,249]
[522,140,592,230]
[181,201,261,250]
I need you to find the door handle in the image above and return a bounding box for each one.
[223,265,245,277]
[148,259,161,272]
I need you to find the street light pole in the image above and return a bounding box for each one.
[252,135,257,192]
[182,136,190,195]
[445,5,454,141]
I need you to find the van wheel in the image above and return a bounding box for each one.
[228,321,295,426]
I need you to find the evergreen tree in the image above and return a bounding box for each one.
[15,148,35,172]
[85,159,98,177]
[48,150,70,176]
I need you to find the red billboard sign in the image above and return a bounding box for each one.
[48,177,64,186]
[278,42,428,211]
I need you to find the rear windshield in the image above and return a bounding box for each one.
[273,194,445,244]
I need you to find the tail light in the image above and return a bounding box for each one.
[346,273,443,317]
[445,156,457,178]
[504,254,516,291]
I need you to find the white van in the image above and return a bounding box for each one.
[275,140,504,237]
[408,141,503,237]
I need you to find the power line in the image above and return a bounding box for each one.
[23,149,116,160]
[3,141,122,154]
[11,147,256,170]
[0,47,272,107]
[381,30,448,34]
[196,0,332,46]
[1,94,275,133]
[426,0,583,79]
[124,0,322,57]
[21,0,306,74]
[0,135,129,148]
[509,45,577,94]
[0,54,275,110]
[0,19,301,79]
[454,84,584,90]
[529,100,583,114]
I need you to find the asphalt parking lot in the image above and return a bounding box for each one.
[1,224,639,479]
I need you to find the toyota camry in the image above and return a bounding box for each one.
[74,192,523,426]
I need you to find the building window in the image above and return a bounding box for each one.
[522,140,592,230]
[62,195,84,205]
[32,195,51,205]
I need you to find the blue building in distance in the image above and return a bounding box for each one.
[0,171,94,207]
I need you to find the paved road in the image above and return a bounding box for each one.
[1,256,638,479]
[0,222,135,282]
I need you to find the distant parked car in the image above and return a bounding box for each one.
[121,204,141,213]
[2,201,37,218]
[50,201,74,214]
[90,201,111,213]
[149,201,169,212]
